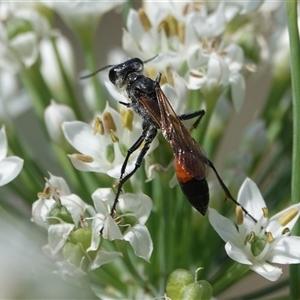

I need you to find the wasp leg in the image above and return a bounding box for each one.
[206,158,258,224]
[178,109,206,131]
[110,126,157,215]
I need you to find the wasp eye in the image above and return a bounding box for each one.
[108,68,118,85]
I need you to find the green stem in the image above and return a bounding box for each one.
[286,1,300,299]
[212,263,249,296]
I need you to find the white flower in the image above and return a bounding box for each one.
[43,1,124,35]
[89,188,153,262]
[63,102,157,178]
[0,126,23,186]
[32,173,95,229]
[0,7,51,73]
[44,100,76,144]
[209,178,300,281]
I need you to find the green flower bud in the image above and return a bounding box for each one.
[182,280,212,300]
[62,241,87,270]
[48,204,73,225]
[69,227,92,251]
[166,269,194,299]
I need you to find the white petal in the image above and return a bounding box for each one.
[268,203,300,237]
[123,224,153,262]
[249,262,282,281]
[91,188,115,213]
[225,241,252,265]
[48,223,74,255]
[208,208,239,243]
[90,250,122,271]
[48,173,71,195]
[267,236,300,264]
[0,157,23,186]
[237,178,266,219]
[102,215,123,241]
[62,121,105,158]
[60,194,87,225]
[10,32,38,68]
[31,198,55,228]
[118,193,153,224]
[0,126,8,160]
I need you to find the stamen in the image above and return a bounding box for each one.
[110,130,119,143]
[73,153,94,163]
[278,208,299,226]
[138,8,152,31]
[247,231,255,244]
[235,205,244,225]
[120,108,134,131]
[282,227,290,235]
[178,22,185,44]
[103,112,116,133]
[94,117,104,135]
[189,71,203,78]
[266,232,274,243]
[158,14,178,37]
[262,207,268,218]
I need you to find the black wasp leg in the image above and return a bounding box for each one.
[205,158,258,224]
[110,126,158,215]
[178,110,205,131]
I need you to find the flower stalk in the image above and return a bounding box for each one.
[286,0,300,298]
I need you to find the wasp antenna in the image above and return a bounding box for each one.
[80,64,115,79]
[143,54,159,64]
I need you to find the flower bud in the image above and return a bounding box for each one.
[182,280,213,300]
[62,241,86,269]
[69,227,93,251]
[48,203,73,225]
[166,269,194,299]
[44,100,75,144]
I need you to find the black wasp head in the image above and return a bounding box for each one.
[108,58,144,90]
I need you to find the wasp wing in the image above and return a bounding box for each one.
[154,86,207,181]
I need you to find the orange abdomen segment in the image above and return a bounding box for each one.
[175,158,209,215]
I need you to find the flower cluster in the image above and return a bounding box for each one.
[0,0,300,299]
[32,174,153,276]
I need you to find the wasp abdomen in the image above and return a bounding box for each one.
[179,177,209,216]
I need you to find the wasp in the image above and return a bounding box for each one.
[83,57,256,222]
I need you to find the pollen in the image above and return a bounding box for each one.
[278,208,299,226]
[120,108,134,131]
[282,227,290,235]
[158,14,179,37]
[262,207,268,218]
[235,206,244,225]
[138,8,152,31]
[73,153,94,163]
[110,130,119,143]
[266,232,274,243]
[247,231,255,244]
[94,117,104,135]
[103,111,117,133]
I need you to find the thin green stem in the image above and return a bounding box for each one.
[286,1,300,299]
